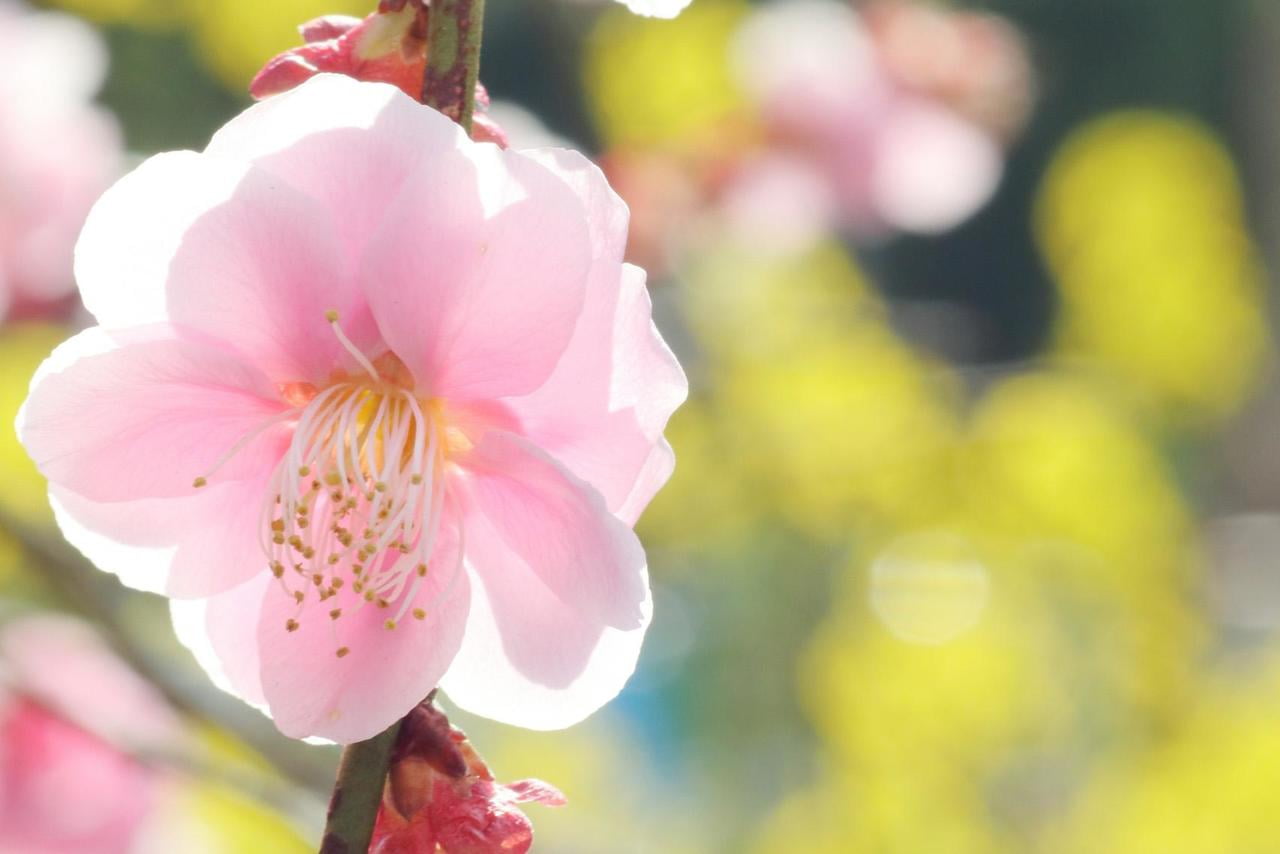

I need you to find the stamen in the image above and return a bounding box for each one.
[196,316,459,653]
[326,309,380,381]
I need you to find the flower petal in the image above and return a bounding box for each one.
[50,476,272,599]
[257,517,470,743]
[208,75,469,264]
[20,327,288,503]
[440,507,651,730]
[76,150,362,382]
[171,573,272,710]
[457,430,648,630]
[503,261,686,524]
[359,144,591,400]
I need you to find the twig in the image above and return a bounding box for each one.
[422,0,486,130]
[319,720,403,854]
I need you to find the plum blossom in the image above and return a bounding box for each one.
[0,1,121,321]
[0,615,182,853]
[370,701,564,853]
[19,73,685,744]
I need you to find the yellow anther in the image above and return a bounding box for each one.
[302,547,316,559]
[285,619,299,632]
[270,562,285,579]
[410,474,423,485]
[384,620,397,630]
[327,554,340,565]
[416,564,428,577]
[331,578,344,589]
[335,646,350,658]
[273,534,286,545]
[312,573,324,586]
[193,477,207,488]
[298,465,311,477]
[325,472,342,486]
[271,519,285,532]
[363,590,375,602]
[294,591,305,604]
[324,309,340,323]
[412,608,426,620]
[329,608,342,620]
[375,481,387,493]
[377,598,390,609]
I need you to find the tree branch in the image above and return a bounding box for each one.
[319,719,403,854]
[422,0,486,130]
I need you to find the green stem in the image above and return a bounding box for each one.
[422,0,487,131]
[318,720,403,854]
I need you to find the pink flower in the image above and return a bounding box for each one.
[731,0,1022,236]
[0,2,121,321]
[20,74,686,743]
[370,702,564,853]
[251,1,507,147]
[0,615,181,853]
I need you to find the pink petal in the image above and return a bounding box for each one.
[869,99,1002,234]
[171,573,272,710]
[207,75,469,265]
[502,779,567,807]
[20,328,288,503]
[50,477,272,598]
[257,518,471,743]
[503,259,686,524]
[75,151,233,331]
[75,150,364,383]
[439,513,651,730]
[299,15,362,43]
[359,145,592,400]
[457,431,647,630]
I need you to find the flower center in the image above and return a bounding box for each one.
[195,312,453,654]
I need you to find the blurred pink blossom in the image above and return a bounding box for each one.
[371,702,564,854]
[0,2,121,322]
[731,0,1026,238]
[0,615,181,853]
[20,75,686,744]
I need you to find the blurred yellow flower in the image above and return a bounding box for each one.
[682,241,961,539]
[138,780,310,853]
[1036,111,1269,420]
[585,0,750,148]
[0,325,68,527]
[187,0,369,90]
[46,0,185,29]
[1048,651,1280,853]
